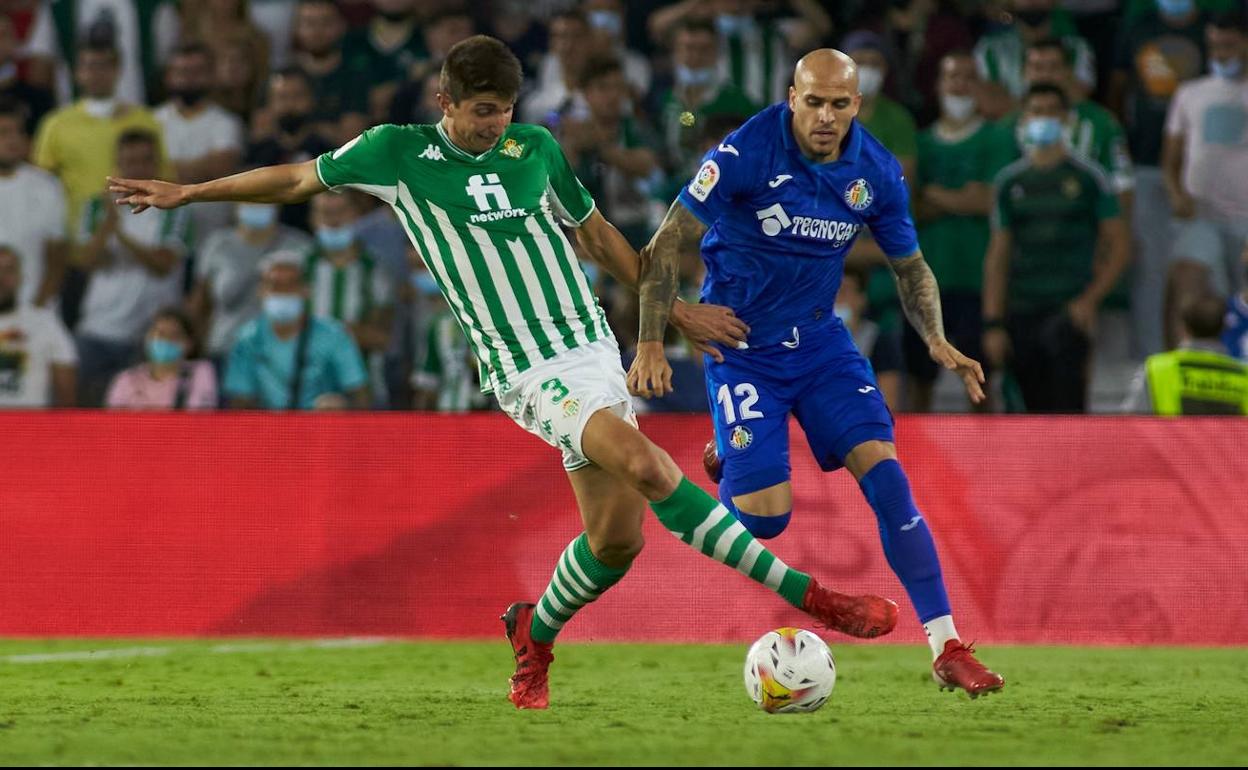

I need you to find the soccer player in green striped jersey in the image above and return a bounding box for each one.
[109,35,900,710]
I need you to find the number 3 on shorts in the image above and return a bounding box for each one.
[541,377,570,404]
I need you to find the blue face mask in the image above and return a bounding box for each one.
[410,271,441,297]
[237,203,278,230]
[587,10,622,38]
[1156,0,1194,18]
[146,338,184,364]
[264,294,304,324]
[1024,116,1064,147]
[1210,57,1244,79]
[316,225,354,251]
[675,65,717,88]
[715,14,750,37]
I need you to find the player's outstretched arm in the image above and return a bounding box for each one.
[108,160,326,214]
[627,200,707,399]
[891,250,986,404]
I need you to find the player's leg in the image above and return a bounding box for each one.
[581,407,897,639]
[505,464,645,709]
[795,352,1002,696]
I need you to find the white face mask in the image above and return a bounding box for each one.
[940,94,977,122]
[81,97,116,119]
[857,65,884,98]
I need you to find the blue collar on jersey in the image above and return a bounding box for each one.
[778,104,863,168]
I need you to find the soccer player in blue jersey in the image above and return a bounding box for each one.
[629,49,1004,696]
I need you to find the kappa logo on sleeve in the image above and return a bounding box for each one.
[688,159,721,202]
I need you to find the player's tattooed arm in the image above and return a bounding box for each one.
[638,200,707,342]
[889,251,945,344]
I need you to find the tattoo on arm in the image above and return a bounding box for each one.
[638,201,707,342]
[889,252,945,344]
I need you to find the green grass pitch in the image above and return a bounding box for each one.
[0,639,1244,766]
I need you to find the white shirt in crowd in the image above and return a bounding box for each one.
[0,164,67,307]
[0,304,77,408]
[155,101,245,246]
[77,202,190,344]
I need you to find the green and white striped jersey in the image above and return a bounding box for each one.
[316,121,612,394]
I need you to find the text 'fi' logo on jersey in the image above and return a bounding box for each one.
[688,159,720,202]
[844,178,873,210]
[729,425,753,451]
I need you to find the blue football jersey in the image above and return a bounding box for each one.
[678,103,919,348]
[1225,292,1248,361]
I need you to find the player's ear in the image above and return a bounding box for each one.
[787,85,796,111]
[435,91,453,117]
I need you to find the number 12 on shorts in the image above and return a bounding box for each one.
[717,383,764,425]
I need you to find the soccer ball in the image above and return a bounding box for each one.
[743,628,836,713]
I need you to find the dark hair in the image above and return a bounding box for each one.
[151,306,199,357]
[0,95,28,128]
[675,17,718,39]
[842,264,868,291]
[171,41,214,63]
[579,55,623,89]
[1182,295,1228,339]
[77,40,120,64]
[1023,82,1069,109]
[425,7,474,29]
[271,65,313,90]
[1026,37,1071,65]
[296,0,342,15]
[439,35,522,103]
[117,128,159,151]
[1209,11,1247,33]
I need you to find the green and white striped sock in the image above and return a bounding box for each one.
[529,533,629,644]
[651,477,810,607]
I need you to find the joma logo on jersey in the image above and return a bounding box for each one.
[755,203,861,244]
[465,173,528,223]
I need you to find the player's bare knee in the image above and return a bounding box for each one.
[624,446,680,500]
[845,440,897,480]
[592,532,644,568]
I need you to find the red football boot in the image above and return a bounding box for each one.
[801,578,899,639]
[501,602,554,709]
[933,639,1005,698]
[703,440,722,484]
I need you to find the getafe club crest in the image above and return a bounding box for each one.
[729,425,753,450]
[501,138,524,158]
[844,178,873,210]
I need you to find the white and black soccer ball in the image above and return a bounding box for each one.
[743,628,837,713]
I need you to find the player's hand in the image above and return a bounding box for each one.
[670,301,749,363]
[929,337,986,404]
[627,341,673,399]
[982,328,1010,369]
[107,177,188,213]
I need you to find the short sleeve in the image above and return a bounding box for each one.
[316,126,399,204]
[1095,173,1121,220]
[861,161,919,259]
[992,172,1015,231]
[1164,84,1190,138]
[327,322,368,392]
[539,128,596,227]
[676,130,754,226]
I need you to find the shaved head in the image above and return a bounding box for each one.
[794,48,859,93]
[788,48,862,162]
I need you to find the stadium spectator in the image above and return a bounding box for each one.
[560,55,661,250]
[835,265,880,363]
[76,129,189,407]
[154,42,244,248]
[0,97,68,309]
[522,10,594,125]
[105,306,218,409]
[1109,0,1209,355]
[350,190,413,409]
[22,0,179,106]
[245,67,335,232]
[582,0,652,100]
[1121,293,1248,413]
[187,201,313,367]
[306,191,394,404]
[0,245,77,408]
[655,19,758,188]
[647,0,832,106]
[409,258,484,412]
[31,40,171,242]
[845,30,919,412]
[344,0,425,124]
[908,51,995,412]
[488,1,548,79]
[224,250,369,410]
[178,0,271,101]
[384,9,476,125]
[974,0,1098,117]
[247,0,298,69]
[290,0,371,141]
[212,37,265,122]
[1162,12,1248,346]
[0,14,54,134]
[983,84,1131,413]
